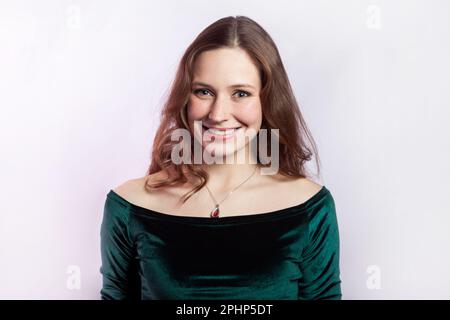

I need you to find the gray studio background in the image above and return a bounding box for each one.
[0,0,449,299]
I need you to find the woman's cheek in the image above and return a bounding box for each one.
[236,100,262,126]
[187,98,210,120]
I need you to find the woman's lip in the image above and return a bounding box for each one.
[202,125,241,130]
[202,126,243,140]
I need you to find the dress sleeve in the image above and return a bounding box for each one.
[99,194,140,300]
[298,191,342,300]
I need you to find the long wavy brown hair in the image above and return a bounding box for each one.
[145,15,321,204]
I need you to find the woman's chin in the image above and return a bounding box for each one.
[202,145,244,162]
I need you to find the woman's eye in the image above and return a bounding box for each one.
[193,89,212,96]
[193,89,250,98]
[234,90,250,98]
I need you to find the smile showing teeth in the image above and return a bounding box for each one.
[208,128,238,135]
[202,126,243,141]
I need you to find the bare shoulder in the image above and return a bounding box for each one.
[112,177,145,204]
[275,176,324,205]
[294,177,323,196]
[111,170,181,209]
[257,172,324,208]
[112,171,166,202]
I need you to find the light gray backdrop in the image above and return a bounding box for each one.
[0,0,449,299]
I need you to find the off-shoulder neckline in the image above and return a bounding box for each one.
[106,185,330,225]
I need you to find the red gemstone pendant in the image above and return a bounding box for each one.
[210,205,220,218]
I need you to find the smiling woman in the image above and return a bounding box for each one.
[187,47,263,161]
[100,15,342,300]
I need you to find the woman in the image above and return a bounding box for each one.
[100,15,342,300]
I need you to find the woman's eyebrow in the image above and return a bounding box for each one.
[192,81,256,90]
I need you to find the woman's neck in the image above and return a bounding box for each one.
[201,163,260,194]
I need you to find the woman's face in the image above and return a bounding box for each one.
[187,47,263,161]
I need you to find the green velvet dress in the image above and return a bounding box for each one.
[99,185,342,300]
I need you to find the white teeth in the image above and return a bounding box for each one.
[207,128,238,135]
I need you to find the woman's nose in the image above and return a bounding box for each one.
[207,95,231,122]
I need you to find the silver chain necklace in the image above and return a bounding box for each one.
[204,166,259,218]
